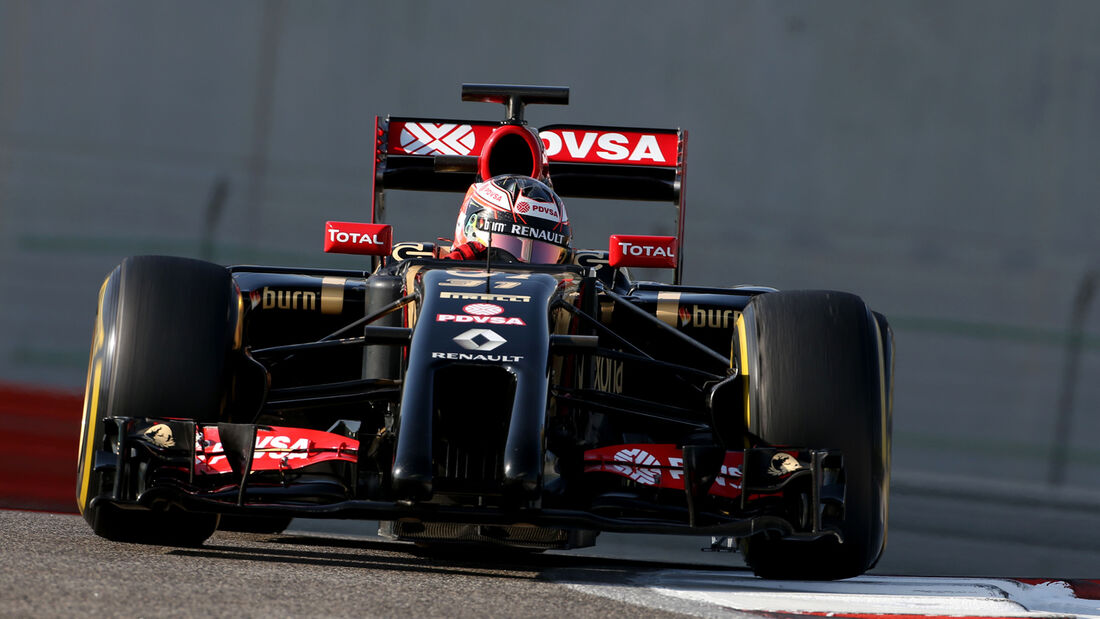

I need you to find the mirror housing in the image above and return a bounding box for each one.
[324,221,393,256]
[608,235,678,269]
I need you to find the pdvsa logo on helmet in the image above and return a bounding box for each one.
[475,181,512,210]
[513,198,560,222]
[608,235,677,269]
[324,221,393,256]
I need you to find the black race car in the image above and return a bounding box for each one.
[76,84,893,580]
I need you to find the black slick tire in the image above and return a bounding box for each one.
[737,290,892,580]
[76,255,238,546]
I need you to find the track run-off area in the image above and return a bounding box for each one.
[3,509,1099,618]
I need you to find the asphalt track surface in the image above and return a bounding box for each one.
[0,509,739,618]
[5,476,1100,617]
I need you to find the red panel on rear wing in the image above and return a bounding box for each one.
[383,120,680,166]
[386,120,496,157]
[539,125,679,167]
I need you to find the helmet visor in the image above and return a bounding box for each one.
[486,234,569,264]
[464,207,570,264]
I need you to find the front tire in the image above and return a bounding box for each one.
[76,256,238,545]
[737,290,892,580]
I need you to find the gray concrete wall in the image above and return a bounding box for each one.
[3,1,1099,490]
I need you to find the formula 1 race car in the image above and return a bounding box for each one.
[76,84,893,580]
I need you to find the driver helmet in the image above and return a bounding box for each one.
[452,175,572,264]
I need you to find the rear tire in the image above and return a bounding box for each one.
[76,256,238,545]
[737,290,891,580]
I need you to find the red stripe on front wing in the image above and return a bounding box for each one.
[193,425,358,475]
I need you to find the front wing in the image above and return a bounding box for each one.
[87,416,846,543]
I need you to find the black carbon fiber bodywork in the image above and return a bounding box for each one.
[86,255,865,546]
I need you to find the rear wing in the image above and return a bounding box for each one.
[371,85,689,283]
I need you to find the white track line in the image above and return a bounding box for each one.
[642,572,1100,618]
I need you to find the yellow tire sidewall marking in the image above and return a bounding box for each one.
[77,277,109,514]
[736,312,751,440]
[77,359,103,514]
